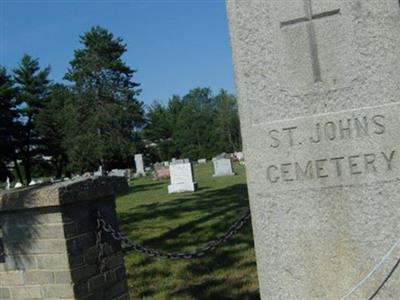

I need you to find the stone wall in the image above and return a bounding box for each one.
[0,177,129,299]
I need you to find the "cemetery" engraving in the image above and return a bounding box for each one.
[266,150,395,184]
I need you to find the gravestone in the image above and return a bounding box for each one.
[197,158,207,164]
[134,154,145,176]
[168,160,197,193]
[108,169,127,178]
[14,182,22,188]
[212,154,235,177]
[28,180,37,186]
[94,165,103,176]
[0,177,129,299]
[154,163,170,180]
[5,177,10,190]
[234,152,244,161]
[226,0,400,299]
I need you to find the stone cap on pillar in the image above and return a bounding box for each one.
[0,176,129,212]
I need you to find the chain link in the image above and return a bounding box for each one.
[95,211,108,276]
[95,209,251,260]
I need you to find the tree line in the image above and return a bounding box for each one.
[0,26,241,185]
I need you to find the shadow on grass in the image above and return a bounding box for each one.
[118,182,260,300]
[127,181,165,193]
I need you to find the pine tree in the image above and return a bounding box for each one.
[174,88,217,159]
[214,90,241,152]
[35,84,72,178]
[0,67,22,182]
[64,26,144,172]
[13,54,50,184]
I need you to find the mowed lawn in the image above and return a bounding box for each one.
[116,162,260,300]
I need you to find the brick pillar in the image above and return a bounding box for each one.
[0,177,129,299]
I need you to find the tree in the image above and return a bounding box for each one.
[143,96,183,161]
[174,88,218,159]
[35,84,73,178]
[13,55,50,184]
[64,26,144,172]
[214,90,241,152]
[0,67,22,182]
[143,88,242,162]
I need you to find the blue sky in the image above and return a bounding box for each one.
[0,0,235,107]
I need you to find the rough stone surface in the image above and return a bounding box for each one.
[0,177,129,299]
[168,161,197,193]
[0,176,128,212]
[226,0,400,299]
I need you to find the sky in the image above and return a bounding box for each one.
[0,0,236,107]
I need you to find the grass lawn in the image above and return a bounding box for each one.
[116,162,260,300]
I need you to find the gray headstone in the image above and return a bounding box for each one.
[134,153,145,176]
[226,0,400,299]
[197,158,207,164]
[212,156,234,177]
[168,160,197,193]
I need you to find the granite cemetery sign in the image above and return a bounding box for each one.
[226,0,400,299]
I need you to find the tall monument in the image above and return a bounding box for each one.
[226,0,400,298]
[134,153,145,176]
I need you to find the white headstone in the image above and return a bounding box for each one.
[94,165,103,176]
[14,182,22,188]
[134,154,145,176]
[168,160,197,193]
[29,180,37,186]
[197,158,207,164]
[5,177,10,190]
[226,0,400,298]
[108,169,127,178]
[212,154,234,177]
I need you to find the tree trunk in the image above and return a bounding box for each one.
[23,159,32,185]
[56,155,63,179]
[12,156,24,185]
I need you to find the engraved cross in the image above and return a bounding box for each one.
[280,0,340,83]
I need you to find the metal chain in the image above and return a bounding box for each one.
[95,211,108,276]
[96,209,251,259]
[95,210,400,298]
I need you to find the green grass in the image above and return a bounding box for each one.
[116,162,260,300]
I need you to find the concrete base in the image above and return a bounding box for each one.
[168,182,197,193]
